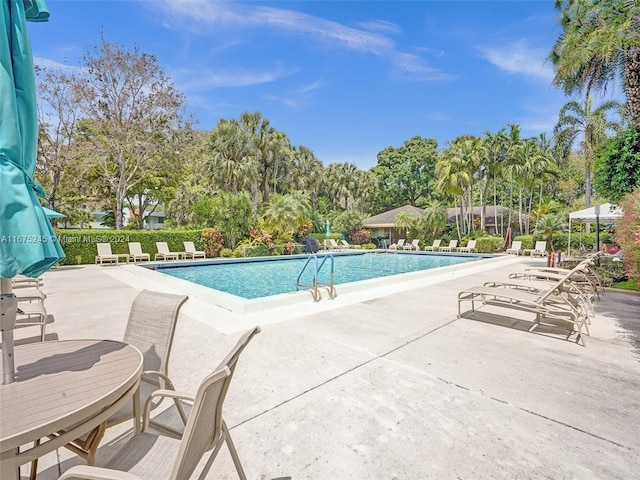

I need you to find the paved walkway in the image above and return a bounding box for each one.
[18,257,640,479]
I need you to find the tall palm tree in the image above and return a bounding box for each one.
[535,213,568,252]
[549,0,640,125]
[206,119,257,193]
[261,193,307,239]
[394,211,418,240]
[554,94,623,208]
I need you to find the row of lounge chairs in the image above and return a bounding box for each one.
[457,255,604,346]
[95,242,206,265]
[11,275,49,342]
[506,241,548,256]
[390,239,479,253]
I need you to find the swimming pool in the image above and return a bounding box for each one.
[155,252,481,300]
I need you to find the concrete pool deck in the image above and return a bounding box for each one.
[13,255,640,479]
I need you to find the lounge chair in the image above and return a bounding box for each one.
[95,243,120,265]
[50,291,189,470]
[403,239,420,251]
[12,275,43,288]
[58,326,261,480]
[155,242,184,261]
[458,239,477,253]
[128,242,151,263]
[423,239,441,252]
[327,239,344,251]
[439,240,458,252]
[389,239,405,250]
[183,241,206,259]
[458,267,590,345]
[340,239,354,249]
[524,241,548,257]
[506,240,522,255]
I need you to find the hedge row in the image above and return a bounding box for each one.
[54,229,204,265]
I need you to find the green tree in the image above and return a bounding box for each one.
[616,189,640,281]
[394,211,419,240]
[261,193,309,240]
[78,37,187,229]
[554,94,623,208]
[535,214,568,252]
[594,127,640,202]
[549,0,640,125]
[371,136,439,210]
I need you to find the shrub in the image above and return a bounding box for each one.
[616,189,640,281]
[362,243,377,250]
[201,228,225,257]
[54,228,203,265]
[475,236,503,253]
[220,248,234,258]
[349,229,371,245]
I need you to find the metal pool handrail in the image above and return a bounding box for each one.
[296,254,337,301]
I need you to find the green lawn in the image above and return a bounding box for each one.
[611,280,640,292]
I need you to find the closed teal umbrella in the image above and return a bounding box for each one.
[42,206,65,219]
[1,0,64,383]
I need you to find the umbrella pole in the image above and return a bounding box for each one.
[1,278,17,384]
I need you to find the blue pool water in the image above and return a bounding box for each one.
[156,252,481,300]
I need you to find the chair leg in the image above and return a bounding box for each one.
[222,421,247,480]
[30,439,40,480]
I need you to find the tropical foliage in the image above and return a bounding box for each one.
[594,127,640,202]
[616,189,640,281]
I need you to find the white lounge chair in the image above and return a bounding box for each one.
[423,239,441,251]
[183,241,206,259]
[340,239,354,249]
[128,242,150,263]
[389,239,406,250]
[506,240,522,255]
[439,240,458,252]
[155,242,184,261]
[458,266,590,345]
[403,239,420,251]
[58,327,261,480]
[95,243,119,265]
[458,239,477,253]
[524,241,548,257]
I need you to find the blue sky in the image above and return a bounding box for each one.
[28,0,623,170]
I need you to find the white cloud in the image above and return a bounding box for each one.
[355,19,402,35]
[478,40,554,82]
[33,57,86,74]
[154,0,449,82]
[177,65,298,90]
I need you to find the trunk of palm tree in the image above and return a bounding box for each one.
[625,54,640,127]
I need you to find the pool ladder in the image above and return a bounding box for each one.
[296,254,337,302]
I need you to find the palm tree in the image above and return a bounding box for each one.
[535,213,568,252]
[261,193,309,239]
[394,211,418,240]
[421,199,448,239]
[554,94,623,208]
[549,0,640,125]
[206,119,257,193]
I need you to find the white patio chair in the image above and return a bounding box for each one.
[95,243,119,265]
[183,241,206,259]
[128,242,151,262]
[154,242,183,261]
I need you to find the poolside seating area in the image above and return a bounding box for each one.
[423,239,441,251]
[523,241,548,257]
[457,255,604,346]
[13,254,640,479]
[506,240,522,255]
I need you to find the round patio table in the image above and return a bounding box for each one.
[0,339,142,480]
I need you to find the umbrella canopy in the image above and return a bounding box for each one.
[1,0,64,384]
[42,206,65,219]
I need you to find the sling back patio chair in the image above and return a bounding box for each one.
[523,241,548,257]
[458,239,477,253]
[36,291,189,476]
[457,267,590,346]
[58,326,261,480]
[128,242,151,263]
[95,243,119,265]
[183,241,206,259]
[403,239,420,250]
[506,241,522,255]
[439,240,458,252]
[423,239,441,251]
[155,242,185,261]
